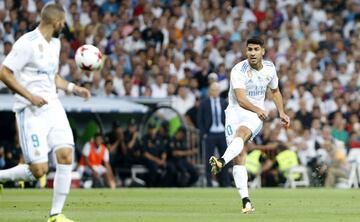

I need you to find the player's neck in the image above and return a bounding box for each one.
[249,63,263,71]
[38,23,54,42]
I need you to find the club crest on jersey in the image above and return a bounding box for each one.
[38,44,43,52]
[247,70,253,78]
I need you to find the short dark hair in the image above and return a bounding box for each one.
[247,37,264,47]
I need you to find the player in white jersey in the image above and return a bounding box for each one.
[209,37,290,213]
[0,3,90,222]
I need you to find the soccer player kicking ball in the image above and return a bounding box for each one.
[209,37,290,213]
[0,3,90,222]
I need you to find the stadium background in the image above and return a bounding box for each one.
[0,0,359,189]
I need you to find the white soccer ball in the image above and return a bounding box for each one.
[75,44,103,71]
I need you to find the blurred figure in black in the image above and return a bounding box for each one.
[4,133,23,169]
[123,119,142,165]
[142,124,176,187]
[106,121,127,184]
[169,127,199,187]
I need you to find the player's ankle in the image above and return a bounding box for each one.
[219,158,225,167]
[242,197,251,208]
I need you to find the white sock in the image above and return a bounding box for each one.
[50,164,72,215]
[0,164,36,181]
[233,165,249,199]
[221,137,244,165]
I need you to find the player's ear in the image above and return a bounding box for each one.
[262,48,265,56]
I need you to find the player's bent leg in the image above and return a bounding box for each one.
[209,127,252,175]
[49,147,74,219]
[0,164,37,182]
[233,154,255,214]
[0,162,48,183]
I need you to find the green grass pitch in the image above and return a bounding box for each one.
[0,188,359,222]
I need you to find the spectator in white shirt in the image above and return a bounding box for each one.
[151,74,168,98]
[172,85,195,116]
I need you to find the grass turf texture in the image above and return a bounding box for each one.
[0,188,359,222]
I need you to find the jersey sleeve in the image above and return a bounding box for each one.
[82,143,91,157]
[268,67,279,89]
[230,64,246,89]
[2,38,32,73]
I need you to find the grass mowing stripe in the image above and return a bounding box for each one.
[0,188,359,222]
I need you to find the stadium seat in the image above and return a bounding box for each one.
[284,165,310,189]
[131,165,148,186]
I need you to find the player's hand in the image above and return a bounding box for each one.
[280,112,290,129]
[109,180,116,189]
[74,86,91,101]
[256,109,268,121]
[30,94,48,107]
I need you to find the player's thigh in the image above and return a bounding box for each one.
[226,109,263,143]
[47,102,75,154]
[16,108,49,164]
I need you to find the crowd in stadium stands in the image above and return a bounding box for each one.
[0,0,360,188]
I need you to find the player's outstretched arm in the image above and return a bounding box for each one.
[269,87,290,128]
[234,88,268,120]
[55,74,91,100]
[0,65,48,107]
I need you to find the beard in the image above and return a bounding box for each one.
[52,26,64,38]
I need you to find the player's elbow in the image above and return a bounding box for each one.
[0,66,4,81]
[0,66,12,82]
[270,87,279,94]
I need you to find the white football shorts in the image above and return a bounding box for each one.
[16,99,74,164]
[224,107,263,145]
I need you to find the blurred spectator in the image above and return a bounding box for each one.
[171,85,195,116]
[123,119,142,165]
[106,121,127,185]
[324,149,351,188]
[150,74,168,98]
[78,133,116,189]
[262,143,300,186]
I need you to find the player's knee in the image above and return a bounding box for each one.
[56,148,73,164]
[235,127,251,141]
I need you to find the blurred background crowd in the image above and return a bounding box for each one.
[0,0,360,188]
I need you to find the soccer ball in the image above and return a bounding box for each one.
[75,44,103,71]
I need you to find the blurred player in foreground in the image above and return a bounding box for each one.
[0,3,90,222]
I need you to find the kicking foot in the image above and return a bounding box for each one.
[242,201,255,214]
[47,214,75,222]
[209,156,224,175]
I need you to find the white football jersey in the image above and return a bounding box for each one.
[3,28,60,111]
[228,59,278,110]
